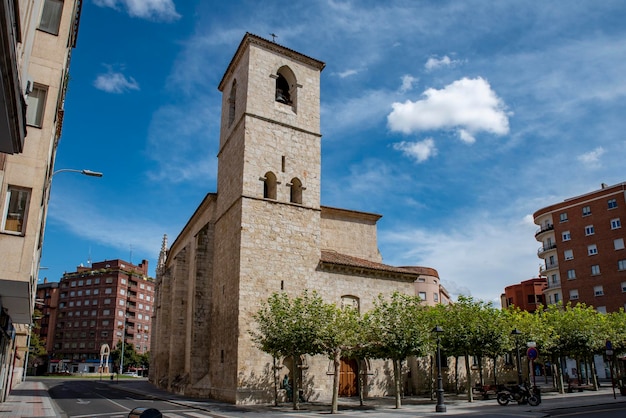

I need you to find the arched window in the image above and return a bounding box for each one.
[290,178,302,204]
[263,172,277,200]
[228,80,236,126]
[275,66,297,107]
[341,295,360,313]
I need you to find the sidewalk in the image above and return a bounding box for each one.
[3,378,626,417]
[0,380,60,418]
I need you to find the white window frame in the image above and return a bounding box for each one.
[611,218,621,230]
[591,265,600,275]
[562,231,571,241]
[594,285,604,296]
[560,212,568,222]
[39,0,64,35]
[621,282,626,292]
[569,289,579,300]
[585,225,594,236]
[619,260,626,271]
[26,85,47,127]
[567,269,576,279]
[588,245,598,256]
[2,186,31,234]
[608,198,618,209]
[582,206,591,216]
[564,250,574,260]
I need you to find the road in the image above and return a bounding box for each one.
[44,378,218,418]
[38,377,626,418]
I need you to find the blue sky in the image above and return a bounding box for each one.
[41,0,626,305]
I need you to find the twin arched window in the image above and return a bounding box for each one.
[263,172,303,204]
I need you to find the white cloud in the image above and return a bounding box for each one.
[336,69,359,78]
[577,147,605,168]
[424,55,462,71]
[380,214,539,304]
[93,71,140,94]
[93,0,180,22]
[399,75,418,93]
[387,77,510,142]
[393,138,438,163]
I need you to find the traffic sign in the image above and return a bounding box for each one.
[527,347,539,360]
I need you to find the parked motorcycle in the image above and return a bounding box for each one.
[496,383,541,406]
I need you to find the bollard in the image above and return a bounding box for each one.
[127,407,162,418]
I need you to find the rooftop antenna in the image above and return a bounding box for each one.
[87,246,92,266]
[270,33,277,42]
[129,244,133,264]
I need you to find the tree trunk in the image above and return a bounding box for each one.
[331,350,341,414]
[393,358,402,409]
[478,357,484,386]
[273,357,278,406]
[493,356,498,386]
[455,356,460,394]
[464,353,474,402]
[590,355,599,390]
[292,355,299,410]
[430,355,434,400]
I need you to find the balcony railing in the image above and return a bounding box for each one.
[535,224,554,237]
[546,280,561,289]
[539,262,559,275]
[537,243,557,255]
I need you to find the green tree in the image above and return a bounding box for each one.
[364,292,429,409]
[251,290,334,410]
[111,340,140,373]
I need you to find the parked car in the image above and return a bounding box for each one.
[123,371,139,377]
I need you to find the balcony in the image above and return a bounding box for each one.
[539,262,559,275]
[537,243,557,256]
[546,280,561,290]
[535,224,554,238]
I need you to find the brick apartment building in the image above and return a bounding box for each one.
[34,279,60,354]
[501,277,547,312]
[50,259,154,374]
[534,182,626,312]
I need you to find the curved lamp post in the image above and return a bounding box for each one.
[52,168,103,178]
[432,325,446,413]
[511,328,523,384]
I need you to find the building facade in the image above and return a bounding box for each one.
[534,182,626,312]
[51,259,154,374]
[501,278,547,313]
[150,33,448,404]
[0,0,82,401]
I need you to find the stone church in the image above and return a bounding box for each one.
[150,33,448,404]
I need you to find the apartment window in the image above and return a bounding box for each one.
[101,331,108,338]
[120,289,126,296]
[562,231,571,241]
[39,0,63,34]
[69,301,74,307]
[418,291,427,301]
[146,296,151,302]
[139,294,144,300]
[78,280,83,286]
[551,274,558,284]
[118,310,124,317]
[585,225,594,236]
[564,250,574,260]
[621,282,626,292]
[619,260,626,271]
[608,199,618,209]
[119,299,125,306]
[94,289,99,295]
[70,290,75,296]
[105,288,112,294]
[555,293,560,303]
[102,320,109,326]
[615,238,625,250]
[91,310,97,316]
[84,300,89,306]
[2,187,30,234]
[86,279,92,285]
[77,290,82,296]
[103,309,110,315]
[104,298,110,304]
[588,245,598,256]
[26,85,47,127]
[594,285,604,296]
[569,289,579,300]
[560,212,568,222]
[106,277,113,284]
[611,218,621,229]
[95,278,100,284]
[582,206,591,216]
[597,306,607,314]
[140,283,146,289]
[567,269,576,279]
[591,265,600,275]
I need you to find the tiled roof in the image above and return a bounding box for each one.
[320,250,436,278]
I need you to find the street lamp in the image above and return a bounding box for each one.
[52,168,103,178]
[511,328,523,384]
[432,325,446,413]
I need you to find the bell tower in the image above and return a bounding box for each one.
[210,33,326,402]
